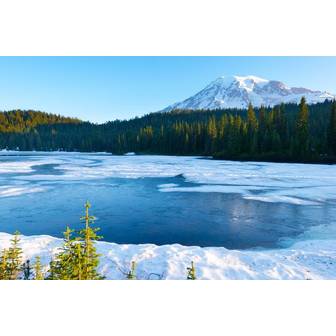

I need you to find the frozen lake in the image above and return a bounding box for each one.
[0,152,335,249]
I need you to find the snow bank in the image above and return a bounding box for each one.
[0,232,335,280]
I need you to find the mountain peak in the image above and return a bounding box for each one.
[215,74,269,84]
[210,75,270,92]
[163,75,335,111]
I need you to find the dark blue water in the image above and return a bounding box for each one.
[0,157,333,249]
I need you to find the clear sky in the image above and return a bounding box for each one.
[0,56,335,123]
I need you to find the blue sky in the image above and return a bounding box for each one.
[0,57,335,123]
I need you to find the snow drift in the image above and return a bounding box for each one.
[0,232,335,280]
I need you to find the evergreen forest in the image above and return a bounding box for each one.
[0,98,335,163]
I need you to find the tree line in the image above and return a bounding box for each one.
[0,98,335,163]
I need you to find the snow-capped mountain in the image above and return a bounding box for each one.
[162,75,335,111]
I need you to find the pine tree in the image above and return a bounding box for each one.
[247,103,258,130]
[60,226,78,279]
[327,100,336,155]
[79,201,103,280]
[206,116,217,153]
[6,231,23,280]
[72,241,84,280]
[296,97,310,157]
[0,249,9,280]
[33,256,44,280]
[48,226,79,280]
[187,261,196,280]
[271,130,281,152]
[126,261,137,280]
[47,259,57,280]
[258,105,266,152]
[247,103,258,153]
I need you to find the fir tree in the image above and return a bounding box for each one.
[33,256,44,280]
[247,103,258,153]
[328,100,336,155]
[79,201,104,280]
[126,261,137,280]
[0,248,9,280]
[206,116,217,153]
[6,231,23,280]
[296,97,310,157]
[187,261,196,280]
[258,105,266,151]
[48,226,79,280]
[72,241,84,280]
[46,259,57,280]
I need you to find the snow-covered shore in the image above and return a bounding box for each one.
[0,232,335,280]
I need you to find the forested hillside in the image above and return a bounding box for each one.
[0,99,335,163]
[0,110,80,132]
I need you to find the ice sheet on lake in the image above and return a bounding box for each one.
[1,153,336,206]
[0,161,42,173]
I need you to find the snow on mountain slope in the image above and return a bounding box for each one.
[163,75,335,111]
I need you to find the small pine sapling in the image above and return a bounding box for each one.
[7,231,23,280]
[187,261,196,280]
[0,249,9,280]
[48,226,78,280]
[33,256,44,280]
[126,261,137,280]
[46,259,57,280]
[78,201,104,280]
